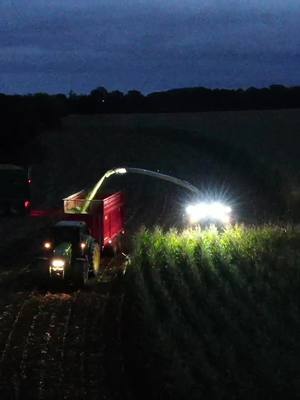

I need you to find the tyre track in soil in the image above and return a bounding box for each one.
[81,291,108,400]
[103,283,128,400]
[35,293,75,400]
[62,291,91,400]
[0,292,41,399]
[0,272,126,400]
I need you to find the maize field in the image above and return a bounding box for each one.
[123,226,300,399]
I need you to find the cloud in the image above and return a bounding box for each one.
[0,0,299,93]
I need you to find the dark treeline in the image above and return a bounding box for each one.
[69,84,300,113]
[1,84,300,119]
[2,84,300,164]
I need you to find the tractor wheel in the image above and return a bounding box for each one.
[73,260,89,288]
[90,242,101,277]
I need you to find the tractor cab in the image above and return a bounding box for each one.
[52,220,90,256]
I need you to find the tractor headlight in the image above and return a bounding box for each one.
[186,201,232,224]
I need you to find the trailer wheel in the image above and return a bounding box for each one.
[90,242,101,276]
[73,260,89,288]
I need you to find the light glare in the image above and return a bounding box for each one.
[51,259,65,268]
[115,168,127,174]
[186,201,232,224]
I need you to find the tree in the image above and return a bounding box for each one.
[90,86,108,102]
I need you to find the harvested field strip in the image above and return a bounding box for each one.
[80,292,107,400]
[0,284,124,400]
[0,293,30,360]
[62,291,89,400]
[0,294,40,398]
[37,293,74,400]
[103,285,128,400]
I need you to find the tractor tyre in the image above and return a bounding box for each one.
[73,260,89,288]
[90,242,101,277]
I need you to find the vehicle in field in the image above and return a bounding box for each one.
[41,191,124,287]
[37,166,232,286]
[0,164,31,215]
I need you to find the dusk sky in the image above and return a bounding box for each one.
[1,0,299,94]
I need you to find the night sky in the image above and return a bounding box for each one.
[1,0,299,94]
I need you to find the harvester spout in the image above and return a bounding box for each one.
[81,167,200,213]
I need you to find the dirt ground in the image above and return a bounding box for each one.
[0,216,130,400]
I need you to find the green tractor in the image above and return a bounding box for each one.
[42,220,100,287]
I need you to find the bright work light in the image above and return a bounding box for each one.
[186,201,232,224]
[51,259,65,268]
[115,168,127,174]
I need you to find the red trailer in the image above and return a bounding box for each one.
[63,190,125,253]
